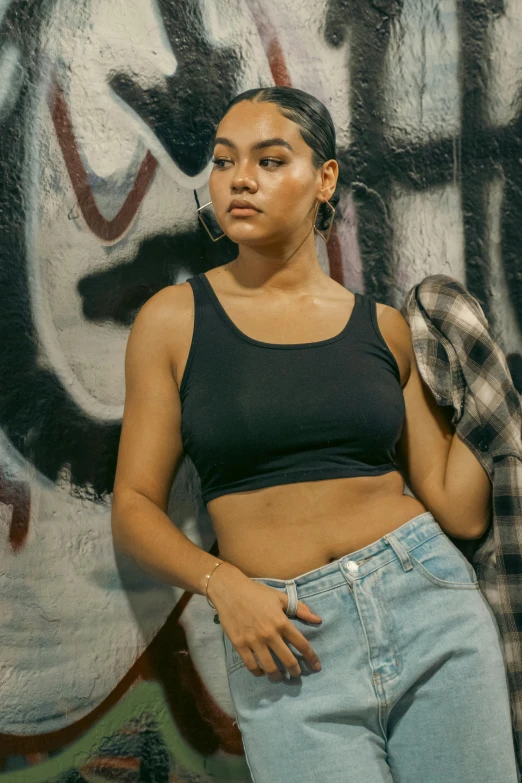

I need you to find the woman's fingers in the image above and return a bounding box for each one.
[242,621,322,680]
[250,643,284,682]
[282,623,322,672]
[241,649,266,677]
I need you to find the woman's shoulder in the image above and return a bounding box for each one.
[126,281,198,391]
[129,281,196,361]
[372,299,411,338]
[135,280,194,329]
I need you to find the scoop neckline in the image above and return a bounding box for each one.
[198,272,361,349]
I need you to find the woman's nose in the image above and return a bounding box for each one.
[230,164,257,192]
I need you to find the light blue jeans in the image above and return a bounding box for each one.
[222,511,519,782]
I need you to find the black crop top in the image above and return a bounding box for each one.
[179,272,405,506]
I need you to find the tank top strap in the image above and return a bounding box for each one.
[186,271,207,302]
[348,291,375,339]
[180,273,226,400]
[185,271,226,331]
[362,292,384,340]
[358,292,402,382]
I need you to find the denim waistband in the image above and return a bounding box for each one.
[250,510,442,602]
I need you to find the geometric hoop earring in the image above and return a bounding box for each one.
[194,190,226,242]
[313,199,336,244]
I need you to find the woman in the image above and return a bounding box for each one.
[111,86,519,782]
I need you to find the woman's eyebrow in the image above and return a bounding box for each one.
[214,136,294,152]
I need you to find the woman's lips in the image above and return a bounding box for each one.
[229,207,260,216]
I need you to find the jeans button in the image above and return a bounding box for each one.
[347,561,359,572]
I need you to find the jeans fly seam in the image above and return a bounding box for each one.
[373,568,402,686]
[350,578,388,739]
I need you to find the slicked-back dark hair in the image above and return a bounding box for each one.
[220,86,339,231]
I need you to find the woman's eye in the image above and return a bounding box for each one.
[260,158,283,168]
[211,157,231,168]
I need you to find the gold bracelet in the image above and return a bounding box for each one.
[205,560,224,611]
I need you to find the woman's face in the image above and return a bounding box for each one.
[209,100,336,246]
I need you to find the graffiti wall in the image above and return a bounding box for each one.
[1,0,521,780]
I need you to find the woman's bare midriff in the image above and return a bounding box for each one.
[208,470,427,579]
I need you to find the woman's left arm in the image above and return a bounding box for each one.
[380,305,492,540]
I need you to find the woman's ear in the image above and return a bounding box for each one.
[319,159,338,202]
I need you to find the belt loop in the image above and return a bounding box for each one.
[383,533,413,572]
[285,581,298,617]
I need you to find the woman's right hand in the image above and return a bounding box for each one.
[207,563,323,681]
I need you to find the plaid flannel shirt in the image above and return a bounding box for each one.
[400,274,522,773]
